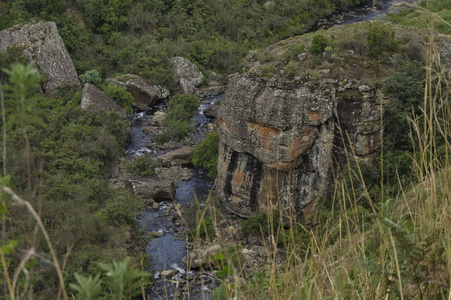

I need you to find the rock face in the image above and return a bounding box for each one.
[217,70,384,219]
[106,74,170,109]
[81,83,128,119]
[0,22,80,92]
[169,57,204,94]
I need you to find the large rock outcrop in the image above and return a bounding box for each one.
[169,57,204,94]
[216,22,431,219]
[106,74,170,110]
[81,83,128,119]
[0,22,80,92]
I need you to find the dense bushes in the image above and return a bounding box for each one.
[192,132,219,179]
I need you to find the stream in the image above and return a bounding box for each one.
[125,0,412,298]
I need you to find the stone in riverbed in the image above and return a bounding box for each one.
[157,147,194,167]
[160,270,179,279]
[127,176,175,200]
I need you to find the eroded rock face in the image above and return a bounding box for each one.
[106,74,170,109]
[0,22,80,92]
[217,74,383,219]
[81,83,128,119]
[169,57,204,94]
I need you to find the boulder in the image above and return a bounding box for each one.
[157,147,194,167]
[160,270,179,279]
[203,105,220,119]
[0,22,80,92]
[106,75,170,109]
[81,83,128,119]
[127,176,175,200]
[169,57,204,94]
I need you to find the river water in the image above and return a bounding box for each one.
[126,0,412,298]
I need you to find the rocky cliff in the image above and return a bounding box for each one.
[216,21,437,219]
[0,22,80,92]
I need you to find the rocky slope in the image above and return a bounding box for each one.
[216,21,448,220]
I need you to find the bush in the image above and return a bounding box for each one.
[102,85,134,113]
[125,155,160,176]
[161,94,200,141]
[309,34,331,54]
[98,190,144,225]
[367,22,398,56]
[80,69,102,85]
[192,132,219,179]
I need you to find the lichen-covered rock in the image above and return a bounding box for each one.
[81,84,128,119]
[0,22,80,92]
[157,147,194,167]
[217,69,384,220]
[127,176,175,200]
[169,57,204,94]
[106,74,170,109]
[203,105,220,119]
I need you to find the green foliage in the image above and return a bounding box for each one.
[161,94,200,141]
[98,257,149,299]
[69,273,103,300]
[125,155,160,176]
[383,61,425,151]
[98,190,144,225]
[0,46,29,83]
[102,85,134,113]
[240,211,280,238]
[210,283,230,300]
[367,22,398,56]
[309,34,331,54]
[70,257,150,299]
[192,132,219,178]
[80,69,102,85]
[189,215,215,241]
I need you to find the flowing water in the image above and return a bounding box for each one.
[126,1,413,298]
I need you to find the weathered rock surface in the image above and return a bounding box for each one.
[0,22,80,92]
[127,176,175,200]
[81,83,128,119]
[106,74,169,109]
[157,147,194,167]
[196,86,226,99]
[217,56,385,219]
[203,105,220,119]
[169,57,204,94]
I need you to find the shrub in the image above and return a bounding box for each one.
[192,132,219,179]
[98,190,144,225]
[367,22,398,56]
[161,94,200,141]
[79,69,102,85]
[125,155,160,176]
[309,34,331,54]
[102,85,134,113]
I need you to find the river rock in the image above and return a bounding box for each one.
[203,105,220,119]
[127,176,175,200]
[160,270,179,279]
[157,147,194,167]
[106,74,170,109]
[81,83,128,119]
[0,22,80,92]
[169,57,204,94]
